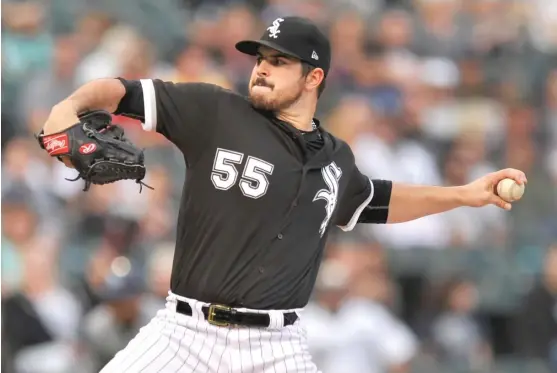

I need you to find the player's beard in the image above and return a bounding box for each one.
[249,78,304,112]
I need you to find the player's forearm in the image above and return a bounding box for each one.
[66,78,126,114]
[386,183,465,224]
[44,78,126,135]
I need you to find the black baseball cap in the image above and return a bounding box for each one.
[235,16,331,76]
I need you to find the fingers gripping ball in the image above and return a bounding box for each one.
[496,178,525,202]
[37,110,152,192]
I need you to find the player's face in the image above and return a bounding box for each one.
[248,47,306,111]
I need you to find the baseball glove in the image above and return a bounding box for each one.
[37,110,152,192]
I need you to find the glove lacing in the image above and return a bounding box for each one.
[65,167,154,192]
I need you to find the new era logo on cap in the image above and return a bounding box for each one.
[235,16,331,76]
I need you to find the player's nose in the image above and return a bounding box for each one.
[256,61,271,77]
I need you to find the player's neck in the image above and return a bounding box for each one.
[276,101,316,132]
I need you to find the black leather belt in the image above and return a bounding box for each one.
[176,300,298,328]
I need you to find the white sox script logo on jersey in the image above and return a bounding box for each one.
[313,162,342,237]
[267,18,284,39]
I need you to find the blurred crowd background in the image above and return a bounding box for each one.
[1,0,556,372]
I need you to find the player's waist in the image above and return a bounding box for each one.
[166,291,303,329]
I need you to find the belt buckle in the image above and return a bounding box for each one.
[208,304,232,327]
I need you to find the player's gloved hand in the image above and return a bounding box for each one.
[36,110,152,192]
[461,168,527,210]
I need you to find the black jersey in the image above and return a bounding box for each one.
[115,79,382,310]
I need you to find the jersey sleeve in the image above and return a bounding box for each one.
[335,166,374,231]
[114,78,226,165]
[335,167,393,230]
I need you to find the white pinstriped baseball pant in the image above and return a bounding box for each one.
[99,292,320,373]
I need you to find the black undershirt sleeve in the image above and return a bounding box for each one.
[358,179,392,224]
[335,162,394,229]
[114,78,145,120]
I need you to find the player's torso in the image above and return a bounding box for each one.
[171,96,355,309]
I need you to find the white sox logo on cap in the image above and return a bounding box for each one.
[267,18,284,39]
[235,16,331,76]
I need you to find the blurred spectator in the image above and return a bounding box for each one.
[325,95,375,146]
[412,0,472,59]
[327,11,367,84]
[467,0,522,56]
[304,257,351,368]
[513,244,557,370]
[376,9,422,97]
[526,0,557,54]
[505,102,557,248]
[425,277,492,371]
[2,138,50,200]
[21,34,82,134]
[2,238,82,373]
[439,134,507,248]
[143,242,175,308]
[166,43,232,89]
[74,25,137,86]
[351,95,450,250]
[2,1,53,82]
[547,149,557,242]
[81,259,155,371]
[307,245,418,373]
[545,69,557,147]
[73,11,115,56]
[214,5,259,91]
[418,57,462,141]
[2,189,42,294]
[2,1,53,145]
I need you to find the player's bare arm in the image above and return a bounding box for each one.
[40,79,128,169]
[385,168,527,224]
[43,78,126,135]
[336,164,527,229]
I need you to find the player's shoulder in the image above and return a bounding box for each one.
[212,85,253,107]
[170,81,253,111]
[158,80,238,98]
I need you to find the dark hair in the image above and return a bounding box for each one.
[301,62,327,98]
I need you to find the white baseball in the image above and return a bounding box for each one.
[496,178,525,202]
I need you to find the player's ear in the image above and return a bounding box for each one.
[304,67,324,92]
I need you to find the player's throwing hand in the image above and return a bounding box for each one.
[461,168,527,210]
